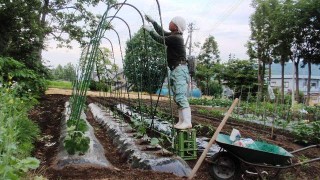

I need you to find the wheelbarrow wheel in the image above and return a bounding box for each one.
[209,152,240,180]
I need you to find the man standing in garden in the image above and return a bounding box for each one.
[143,15,192,129]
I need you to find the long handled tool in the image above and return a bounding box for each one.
[188,98,239,179]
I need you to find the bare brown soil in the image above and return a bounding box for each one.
[29,92,320,180]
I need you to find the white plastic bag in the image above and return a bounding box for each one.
[230,128,241,141]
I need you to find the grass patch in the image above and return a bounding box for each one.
[47,80,72,89]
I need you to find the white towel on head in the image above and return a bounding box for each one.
[171,16,186,33]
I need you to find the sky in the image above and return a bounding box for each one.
[42,0,255,69]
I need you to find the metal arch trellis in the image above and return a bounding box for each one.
[104,16,134,109]
[108,1,174,133]
[108,1,173,133]
[69,0,175,143]
[101,37,117,100]
[69,0,128,129]
[106,16,132,39]
[95,47,116,104]
[106,1,158,127]
[106,27,124,106]
[108,2,147,118]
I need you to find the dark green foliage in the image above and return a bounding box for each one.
[249,0,320,103]
[0,0,118,95]
[124,29,167,93]
[0,88,40,179]
[67,119,89,133]
[195,35,222,96]
[189,98,233,107]
[198,79,223,97]
[0,57,47,97]
[198,108,224,119]
[193,124,215,137]
[64,132,90,155]
[64,118,90,155]
[220,59,258,99]
[89,80,110,91]
[197,35,220,64]
[0,0,44,72]
[50,63,77,82]
[293,121,320,144]
[16,116,40,156]
[44,0,117,48]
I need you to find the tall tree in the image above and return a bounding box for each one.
[50,63,76,81]
[298,0,320,105]
[249,0,277,99]
[95,47,113,82]
[39,0,116,48]
[197,35,220,64]
[270,0,295,104]
[0,0,117,72]
[221,60,258,99]
[0,0,44,73]
[124,29,166,93]
[196,35,221,95]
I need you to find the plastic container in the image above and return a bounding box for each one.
[229,128,241,141]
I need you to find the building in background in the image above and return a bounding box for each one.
[270,62,320,104]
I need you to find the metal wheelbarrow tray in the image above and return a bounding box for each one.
[207,133,320,180]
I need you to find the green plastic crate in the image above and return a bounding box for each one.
[174,129,197,160]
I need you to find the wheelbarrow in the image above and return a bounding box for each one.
[207,133,320,180]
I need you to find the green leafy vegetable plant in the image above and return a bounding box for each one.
[63,118,90,155]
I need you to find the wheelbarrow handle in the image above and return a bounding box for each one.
[290,144,320,154]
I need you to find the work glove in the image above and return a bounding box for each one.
[143,24,153,32]
[145,14,155,23]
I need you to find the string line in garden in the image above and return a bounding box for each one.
[106,16,133,111]
[155,0,174,137]
[102,37,116,100]
[109,28,124,108]
[105,2,146,116]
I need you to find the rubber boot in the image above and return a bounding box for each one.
[175,107,192,129]
[174,109,183,128]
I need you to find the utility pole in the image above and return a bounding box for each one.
[185,23,198,97]
[186,23,197,56]
[188,23,193,56]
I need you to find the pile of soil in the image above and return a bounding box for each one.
[29,94,320,179]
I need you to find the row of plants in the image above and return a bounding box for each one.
[193,98,320,144]
[63,97,90,155]
[127,98,320,145]
[292,121,320,144]
[0,85,40,179]
[189,98,233,107]
[64,117,90,155]
[128,105,171,150]
[129,103,217,144]
[0,57,49,179]
[190,96,320,122]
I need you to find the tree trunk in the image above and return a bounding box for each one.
[268,62,272,83]
[257,59,262,100]
[261,61,266,95]
[206,76,209,95]
[281,60,285,104]
[294,59,300,103]
[307,61,311,105]
[95,62,101,82]
[38,0,49,61]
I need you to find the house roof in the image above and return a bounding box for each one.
[271,62,320,76]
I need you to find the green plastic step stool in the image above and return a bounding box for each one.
[174,128,197,160]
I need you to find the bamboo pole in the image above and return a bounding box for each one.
[188,98,239,179]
